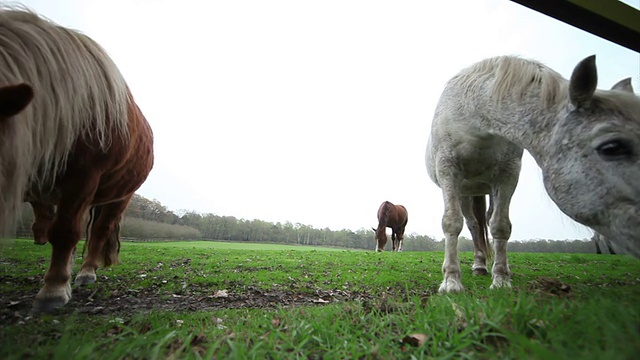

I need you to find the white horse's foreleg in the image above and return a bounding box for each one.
[490,235,510,289]
[489,170,519,289]
[439,187,465,293]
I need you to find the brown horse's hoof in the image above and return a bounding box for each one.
[31,284,71,314]
[31,297,67,314]
[74,271,97,286]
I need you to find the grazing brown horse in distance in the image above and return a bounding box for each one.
[372,201,408,252]
[0,7,154,313]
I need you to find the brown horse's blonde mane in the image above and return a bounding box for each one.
[451,56,569,108]
[0,5,130,234]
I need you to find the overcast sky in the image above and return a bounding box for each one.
[17,0,640,240]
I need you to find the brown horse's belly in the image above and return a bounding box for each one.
[92,137,153,204]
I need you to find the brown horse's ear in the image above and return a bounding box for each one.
[611,78,634,93]
[371,227,376,232]
[569,55,597,109]
[0,83,34,118]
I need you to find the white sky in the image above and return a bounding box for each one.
[16,0,640,240]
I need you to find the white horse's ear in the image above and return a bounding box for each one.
[569,55,597,108]
[0,83,33,118]
[611,78,634,93]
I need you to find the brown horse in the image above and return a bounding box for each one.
[0,7,154,313]
[372,201,408,252]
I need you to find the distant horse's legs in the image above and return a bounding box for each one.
[76,197,130,286]
[32,178,98,313]
[460,196,487,275]
[604,236,616,255]
[30,201,55,245]
[489,165,519,289]
[439,181,464,293]
[593,232,616,255]
[391,231,398,251]
[594,236,602,254]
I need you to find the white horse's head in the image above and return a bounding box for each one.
[543,55,640,257]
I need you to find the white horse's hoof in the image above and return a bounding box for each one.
[490,276,512,289]
[439,277,464,293]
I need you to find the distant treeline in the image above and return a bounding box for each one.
[15,194,599,253]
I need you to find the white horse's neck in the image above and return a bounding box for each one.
[444,57,577,168]
[474,77,571,169]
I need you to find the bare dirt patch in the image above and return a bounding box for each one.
[0,275,382,324]
[527,277,572,298]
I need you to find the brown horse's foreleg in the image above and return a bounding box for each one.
[375,228,387,252]
[30,201,55,245]
[395,226,405,252]
[32,181,97,313]
[76,197,130,286]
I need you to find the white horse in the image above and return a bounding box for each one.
[426,55,640,293]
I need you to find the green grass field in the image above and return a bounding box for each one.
[1,239,639,359]
[141,240,355,251]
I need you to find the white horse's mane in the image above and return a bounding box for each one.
[450,56,569,108]
[592,90,640,123]
[0,5,130,233]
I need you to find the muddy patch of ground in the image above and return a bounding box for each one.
[527,277,572,298]
[0,276,385,324]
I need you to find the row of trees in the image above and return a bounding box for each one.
[15,194,600,253]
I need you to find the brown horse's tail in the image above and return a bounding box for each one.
[82,205,121,267]
[471,196,492,262]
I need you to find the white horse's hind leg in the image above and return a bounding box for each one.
[460,196,488,275]
[439,185,465,293]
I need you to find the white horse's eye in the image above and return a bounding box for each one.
[596,139,633,160]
